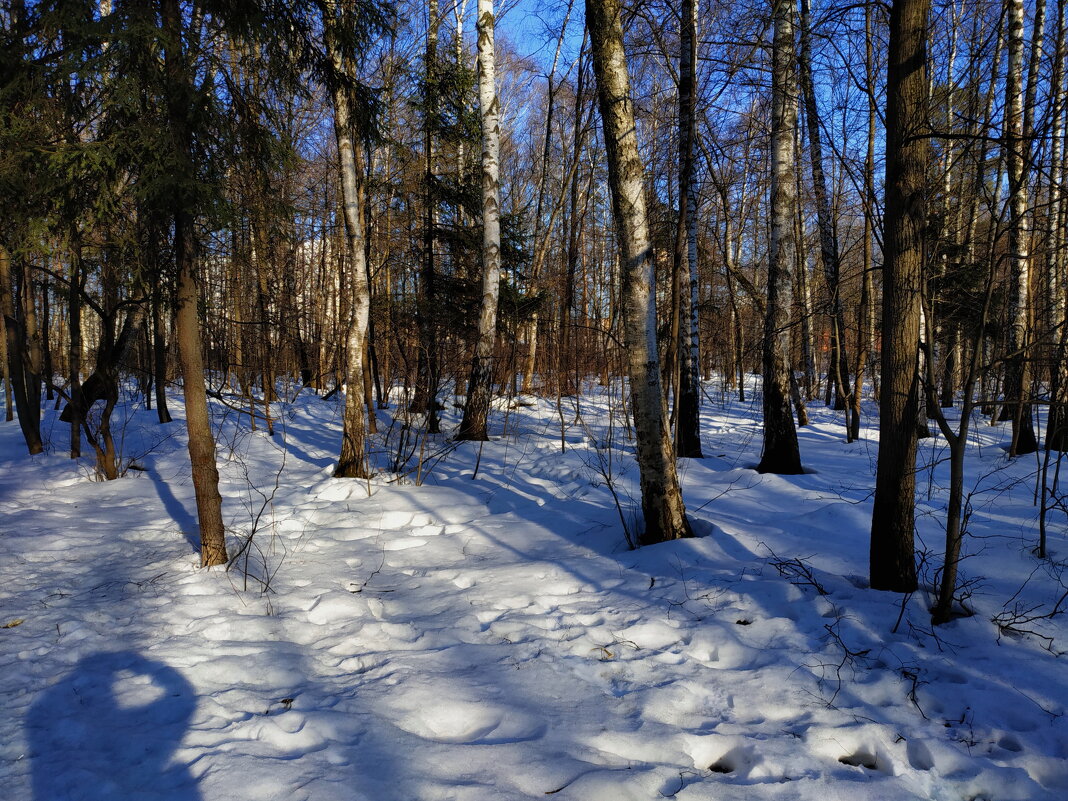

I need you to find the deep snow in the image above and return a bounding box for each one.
[1,380,1066,801]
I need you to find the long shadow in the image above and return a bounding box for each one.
[28,650,202,801]
[147,469,200,552]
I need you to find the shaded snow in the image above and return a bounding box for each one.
[1,382,1066,800]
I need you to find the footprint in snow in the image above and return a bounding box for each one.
[839,750,882,771]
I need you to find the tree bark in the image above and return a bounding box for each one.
[459,0,503,441]
[152,269,172,423]
[1003,0,1038,455]
[162,0,227,567]
[328,8,373,478]
[0,243,43,454]
[673,0,703,458]
[586,0,691,544]
[1,295,12,422]
[870,0,931,593]
[799,0,851,428]
[413,0,442,432]
[759,0,803,475]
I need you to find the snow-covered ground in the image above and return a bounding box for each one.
[2,380,1066,801]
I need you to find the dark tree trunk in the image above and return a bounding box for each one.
[41,281,53,401]
[0,244,43,454]
[673,0,703,458]
[163,0,227,567]
[152,275,172,423]
[870,0,931,593]
[799,0,851,430]
[413,0,442,433]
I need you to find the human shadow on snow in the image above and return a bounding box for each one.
[28,650,202,801]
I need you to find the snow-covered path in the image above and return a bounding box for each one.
[2,392,1066,800]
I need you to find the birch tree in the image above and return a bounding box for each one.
[1002,0,1038,456]
[586,0,691,544]
[328,2,373,477]
[458,0,502,440]
[758,0,803,475]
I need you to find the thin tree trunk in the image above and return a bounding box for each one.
[1,297,12,422]
[328,9,373,478]
[0,244,43,454]
[586,0,691,544]
[414,0,442,432]
[152,270,172,423]
[930,251,996,623]
[793,189,812,424]
[41,281,53,401]
[163,0,227,567]
[1047,0,1068,450]
[560,35,590,397]
[673,0,702,457]
[459,0,503,441]
[69,234,84,456]
[800,0,851,429]
[173,217,227,565]
[856,0,880,417]
[521,0,574,395]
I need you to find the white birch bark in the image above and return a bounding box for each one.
[328,13,372,477]
[458,0,502,440]
[455,0,467,204]
[1052,0,1067,330]
[759,0,803,474]
[586,0,690,544]
[1004,0,1038,454]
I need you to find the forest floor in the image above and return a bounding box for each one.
[1,379,1067,801]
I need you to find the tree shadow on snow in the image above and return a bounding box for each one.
[146,469,201,553]
[28,650,202,801]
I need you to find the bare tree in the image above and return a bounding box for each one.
[328,2,373,478]
[0,244,43,454]
[759,0,803,475]
[161,0,227,567]
[1002,0,1038,456]
[586,0,691,544]
[673,0,703,458]
[413,0,442,432]
[799,0,851,432]
[458,0,503,440]
[870,0,931,593]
